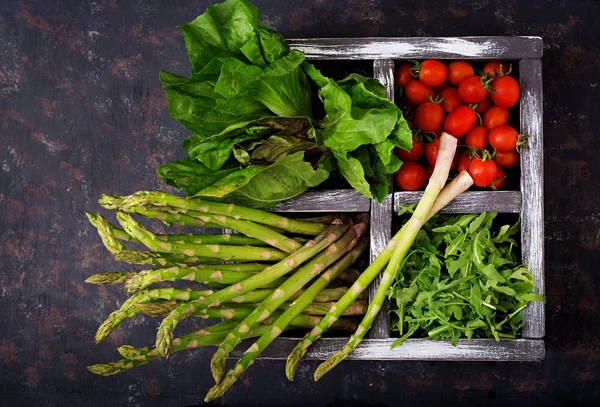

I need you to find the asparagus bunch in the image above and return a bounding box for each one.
[86,195,371,391]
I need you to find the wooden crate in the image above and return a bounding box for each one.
[232,37,544,361]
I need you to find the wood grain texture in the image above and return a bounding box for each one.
[271,190,371,212]
[519,59,545,339]
[231,338,545,361]
[288,36,543,60]
[367,59,395,339]
[393,191,523,213]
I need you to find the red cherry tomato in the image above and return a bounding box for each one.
[394,140,424,162]
[490,76,520,108]
[457,150,474,173]
[475,96,492,114]
[418,60,448,87]
[465,126,489,149]
[489,125,519,152]
[468,158,498,187]
[458,76,489,104]
[404,80,435,105]
[444,106,477,137]
[483,61,509,77]
[448,61,475,86]
[483,106,510,130]
[395,63,415,86]
[494,150,519,168]
[488,166,506,190]
[424,138,440,167]
[439,87,463,113]
[415,102,444,132]
[395,162,427,191]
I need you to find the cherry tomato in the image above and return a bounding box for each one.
[458,76,489,103]
[483,106,510,130]
[489,125,519,152]
[468,158,498,187]
[475,96,492,114]
[444,105,477,137]
[424,138,440,167]
[490,76,520,108]
[494,150,519,168]
[394,140,424,162]
[395,63,415,86]
[465,126,489,149]
[482,61,509,77]
[488,166,506,190]
[395,162,427,191]
[457,150,474,173]
[448,61,474,86]
[418,60,448,87]
[439,87,463,113]
[415,102,444,132]
[404,80,435,105]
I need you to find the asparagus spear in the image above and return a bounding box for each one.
[285,134,462,380]
[135,300,368,318]
[209,216,367,383]
[113,249,214,267]
[154,217,351,357]
[123,264,272,294]
[88,213,218,266]
[313,133,459,380]
[88,317,359,376]
[88,213,278,245]
[85,272,137,285]
[116,212,287,261]
[231,287,353,304]
[205,238,368,400]
[89,326,271,376]
[118,191,328,236]
[94,288,213,343]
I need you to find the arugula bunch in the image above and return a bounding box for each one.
[157,0,411,208]
[390,212,545,348]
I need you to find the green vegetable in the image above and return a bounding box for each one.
[155,0,412,207]
[302,63,412,201]
[389,213,545,347]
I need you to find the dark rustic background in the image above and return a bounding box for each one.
[1,0,599,406]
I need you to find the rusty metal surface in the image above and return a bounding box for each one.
[1,0,598,405]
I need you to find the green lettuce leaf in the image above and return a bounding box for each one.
[183,116,317,171]
[156,158,239,196]
[178,0,288,73]
[194,150,331,209]
[302,62,411,201]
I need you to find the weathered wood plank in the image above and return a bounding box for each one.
[520,59,545,339]
[367,59,395,339]
[393,191,522,213]
[270,190,371,212]
[288,36,543,60]
[232,338,545,361]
